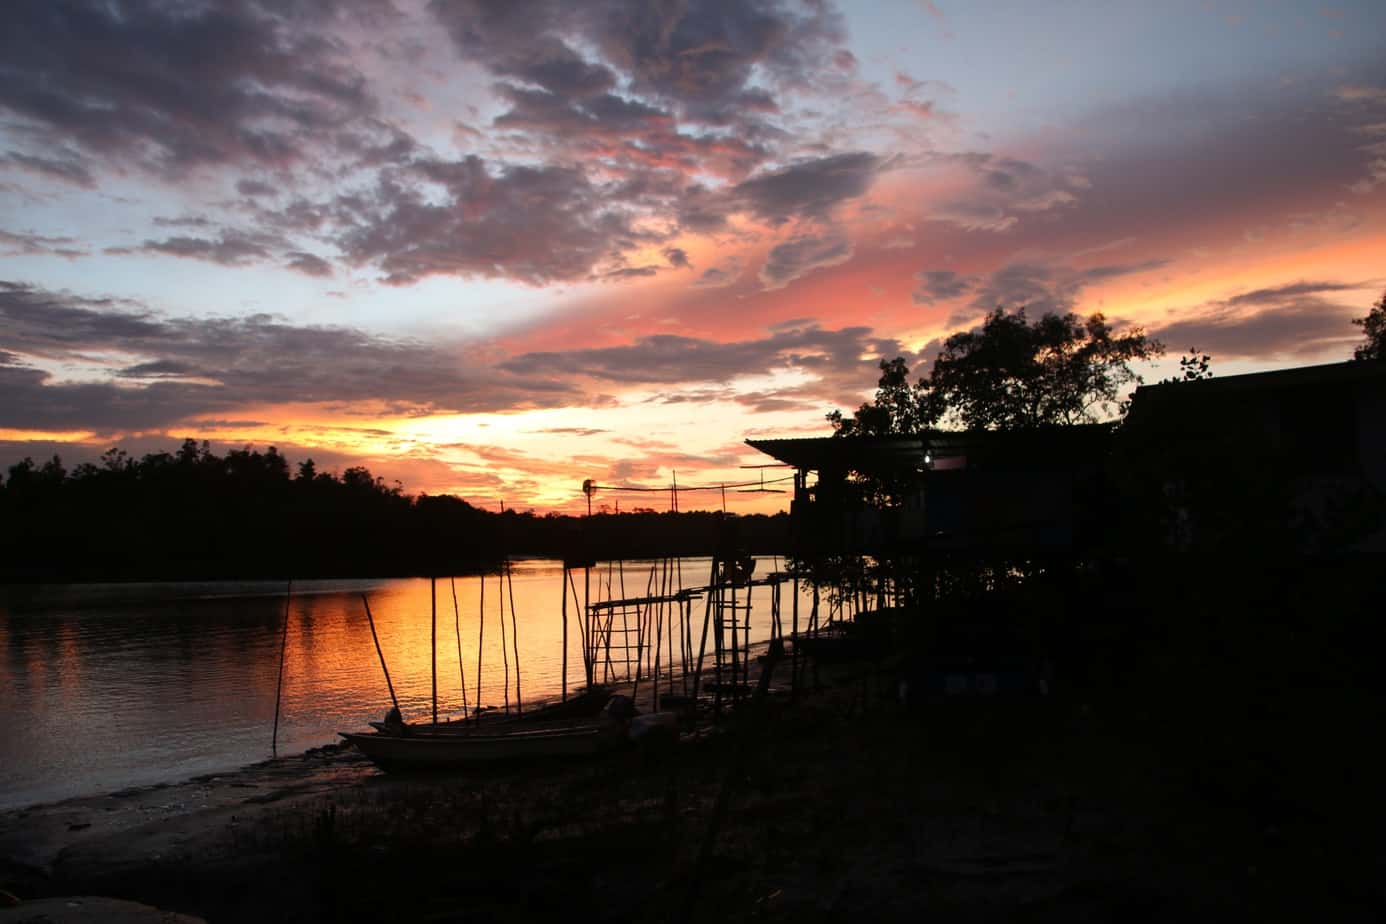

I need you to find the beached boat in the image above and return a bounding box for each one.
[343,688,634,770]
[341,716,626,770]
[365,684,612,735]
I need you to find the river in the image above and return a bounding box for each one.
[0,556,807,810]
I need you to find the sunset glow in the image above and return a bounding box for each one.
[3,0,1384,513]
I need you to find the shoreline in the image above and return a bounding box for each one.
[3,657,1380,922]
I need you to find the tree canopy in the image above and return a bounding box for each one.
[0,439,789,582]
[1353,289,1385,361]
[830,308,1163,435]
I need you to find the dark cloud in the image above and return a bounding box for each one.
[123,231,276,267]
[336,155,645,285]
[430,0,844,123]
[925,152,1080,232]
[152,216,213,229]
[0,280,575,431]
[493,85,673,138]
[1222,280,1362,307]
[732,390,821,413]
[912,269,975,304]
[0,229,86,259]
[500,322,905,408]
[663,247,690,269]
[117,359,196,378]
[1152,281,1368,359]
[2,149,94,187]
[0,1,376,178]
[956,258,1170,324]
[692,257,745,289]
[732,152,881,224]
[598,265,659,281]
[236,179,279,198]
[285,251,334,277]
[759,231,853,289]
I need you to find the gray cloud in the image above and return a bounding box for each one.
[912,269,975,304]
[129,231,276,267]
[1152,280,1368,360]
[0,1,378,178]
[430,0,844,122]
[926,152,1080,232]
[1222,280,1362,307]
[335,155,646,286]
[285,251,334,277]
[733,152,881,224]
[956,258,1170,324]
[692,257,745,289]
[2,149,94,187]
[0,280,576,431]
[500,321,906,408]
[0,229,86,259]
[236,178,279,198]
[759,231,853,289]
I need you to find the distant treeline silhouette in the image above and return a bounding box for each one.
[0,440,789,583]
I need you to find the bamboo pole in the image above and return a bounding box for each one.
[361,594,399,713]
[451,576,467,715]
[561,564,569,702]
[791,571,800,699]
[475,574,485,721]
[506,560,521,714]
[271,579,292,756]
[498,566,510,713]
[431,576,438,726]
[567,568,588,687]
[691,554,717,704]
[584,490,593,688]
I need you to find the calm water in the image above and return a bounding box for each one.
[0,557,805,810]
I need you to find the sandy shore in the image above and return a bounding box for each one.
[0,742,374,877]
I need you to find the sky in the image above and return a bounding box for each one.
[2,0,1384,514]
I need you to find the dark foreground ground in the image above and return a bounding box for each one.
[3,643,1383,924]
[4,551,1385,923]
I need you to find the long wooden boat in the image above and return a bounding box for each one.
[340,717,625,770]
[366,685,612,735]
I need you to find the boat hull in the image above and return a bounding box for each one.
[340,720,624,770]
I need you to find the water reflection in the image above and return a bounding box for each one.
[0,557,801,809]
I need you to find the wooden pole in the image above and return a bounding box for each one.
[691,554,718,701]
[567,568,588,687]
[791,571,800,699]
[561,564,569,702]
[475,574,484,721]
[584,491,593,687]
[361,594,399,713]
[271,579,292,756]
[507,560,521,714]
[451,576,467,714]
[431,576,438,726]
[499,565,510,713]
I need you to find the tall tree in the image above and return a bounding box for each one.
[920,308,1162,429]
[1353,289,1385,361]
[827,357,927,437]
[829,307,1163,435]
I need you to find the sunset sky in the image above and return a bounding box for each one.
[2,0,1384,513]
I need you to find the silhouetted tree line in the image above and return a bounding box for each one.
[0,439,789,582]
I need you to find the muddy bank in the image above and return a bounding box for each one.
[3,665,1383,922]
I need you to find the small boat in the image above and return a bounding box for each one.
[342,690,634,771]
[366,684,612,735]
[341,716,626,770]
